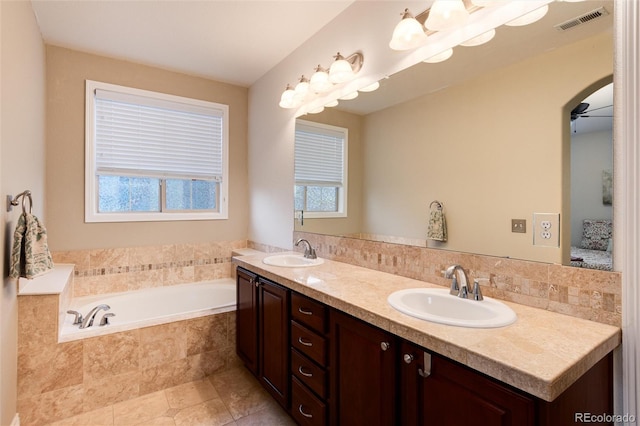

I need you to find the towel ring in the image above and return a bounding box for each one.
[7,190,33,214]
[429,200,443,211]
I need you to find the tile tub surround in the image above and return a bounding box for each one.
[51,240,247,297]
[233,252,621,402]
[294,231,622,327]
[17,291,240,426]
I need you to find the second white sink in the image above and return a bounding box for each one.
[262,254,324,268]
[388,288,516,328]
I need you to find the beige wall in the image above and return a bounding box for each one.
[46,46,249,251]
[357,32,613,264]
[1,2,47,424]
[294,109,364,236]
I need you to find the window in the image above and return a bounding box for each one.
[294,120,347,218]
[85,80,228,222]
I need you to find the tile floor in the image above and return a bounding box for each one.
[46,367,296,426]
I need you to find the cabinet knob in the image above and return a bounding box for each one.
[403,353,414,364]
[380,341,391,351]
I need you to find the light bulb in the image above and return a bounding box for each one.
[310,66,332,93]
[279,85,298,109]
[389,9,428,51]
[325,100,339,107]
[425,0,469,32]
[329,53,355,84]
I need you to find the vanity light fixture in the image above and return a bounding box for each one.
[279,51,373,111]
[389,8,429,51]
[325,99,339,107]
[425,0,469,32]
[505,4,549,26]
[309,65,332,94]
[329,52,364,84]
[279,84,299,109]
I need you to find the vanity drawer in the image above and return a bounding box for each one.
[291,321,327,366]
[292,349,327,399]
[291,292,327,333]
[291,376,327,426]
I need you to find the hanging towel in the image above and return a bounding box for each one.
[427,202,447,242]
[9,212,54,279]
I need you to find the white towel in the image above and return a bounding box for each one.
[9,212,54,279]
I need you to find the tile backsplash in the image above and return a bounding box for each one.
[51,240,247,297]
[294,231,621,327]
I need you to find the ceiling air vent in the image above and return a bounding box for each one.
[554,7,609,32]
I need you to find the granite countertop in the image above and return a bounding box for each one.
[233,252,621,402]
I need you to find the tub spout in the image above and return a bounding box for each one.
[80,304,110,329]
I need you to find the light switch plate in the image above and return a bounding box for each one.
[511,219,526,233]
[533,213,560,247]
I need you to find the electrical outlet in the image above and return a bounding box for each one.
[533,213,560,247]
[511,219,526,233]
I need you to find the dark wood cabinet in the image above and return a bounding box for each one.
[399,340,535,426]
[258,277,290,408]
[290,292,330,426]
[236,268,259,375]
[236,268,290,409]
[236,267,614,426]
[329,309,397,426]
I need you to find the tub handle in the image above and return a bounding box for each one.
[66,310,83,326]
[100,313,115,326]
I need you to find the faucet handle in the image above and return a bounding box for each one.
[100,313,115,326]
[472,279,486,301]
[67,310,83,326]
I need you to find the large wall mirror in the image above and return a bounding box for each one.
[294,0,614,268]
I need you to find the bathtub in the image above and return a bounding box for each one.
[60,278,236,342]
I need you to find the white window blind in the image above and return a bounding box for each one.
[95,89,224,181]
[295,122,345,186]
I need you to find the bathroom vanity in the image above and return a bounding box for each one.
[233,253,620,426]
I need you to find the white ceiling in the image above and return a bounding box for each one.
[31,0,355,87]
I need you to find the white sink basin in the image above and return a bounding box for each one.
[387,288,516,328]
[262,254,324,268]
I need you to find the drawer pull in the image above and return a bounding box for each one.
[298,307,313,316]
[298,337,313,347]
[298,366,314,377]
[298,404,313,419]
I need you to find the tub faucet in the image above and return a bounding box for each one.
[295,238,317,259]
[80,304,111,329]
[444,265,469,298]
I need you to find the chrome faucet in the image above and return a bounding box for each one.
[444,265,484,300]
[80,304,111,329]
[295,238,317,259]
[444,265,473,299]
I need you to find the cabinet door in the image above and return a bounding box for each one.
[258,277,290,409]
[330,310,396,426]
[400,340,534,426]
[236,268,259,375]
